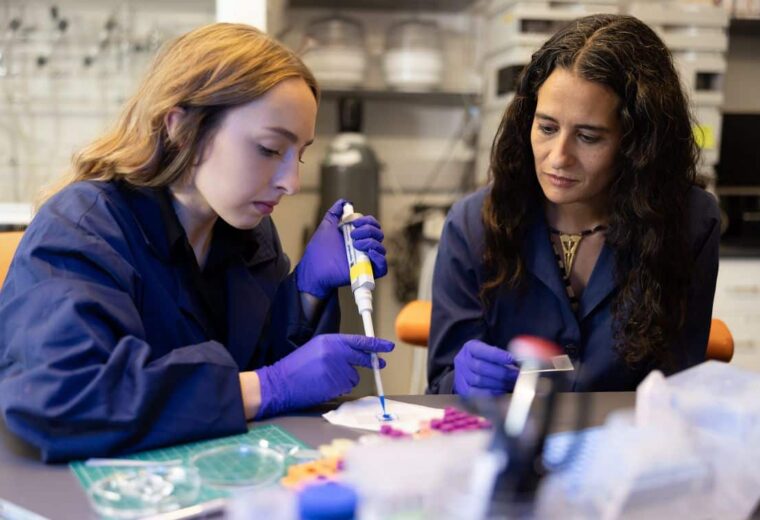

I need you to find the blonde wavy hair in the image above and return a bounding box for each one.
[39,22,318,205]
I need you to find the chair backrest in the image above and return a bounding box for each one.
[395,242,438,348]
[706,318,734,362]
[0,231,24,287]
[395,299,734,364]
[395,299,432,347]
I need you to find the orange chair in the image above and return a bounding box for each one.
[395,298,733,362]
[707,318,734,362]
[395,300,432,347]
[0,231,24,287]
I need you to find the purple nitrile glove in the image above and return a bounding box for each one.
[255,334,394,418]
[295,199,387,299]
[454,339,520,397]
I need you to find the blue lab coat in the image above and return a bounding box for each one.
[0,181,338,462]
[427,186,720,393]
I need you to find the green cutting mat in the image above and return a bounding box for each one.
[70,424,309,505]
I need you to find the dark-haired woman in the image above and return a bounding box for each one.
[427,14,719,396]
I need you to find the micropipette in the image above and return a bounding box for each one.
[339,202,391,421]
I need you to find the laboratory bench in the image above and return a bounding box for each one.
[721,245,760,258]
[0,392,633,519]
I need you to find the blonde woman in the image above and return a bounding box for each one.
[0,23,392,462]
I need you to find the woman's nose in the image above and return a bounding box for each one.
[549,134,575,170]
[274,152,301,195]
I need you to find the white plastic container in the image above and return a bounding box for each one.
[301,16,367,89]
[383,20,443,91]
[301,47,367,88]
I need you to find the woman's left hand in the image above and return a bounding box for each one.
[295,199,387,299]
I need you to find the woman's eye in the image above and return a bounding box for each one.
[578,133,600,144]
[538,125,556,135]
[257,145,282,158]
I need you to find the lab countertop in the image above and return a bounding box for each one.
[720,243,760,258]
[0,393,634,519]
[0,203,32,229]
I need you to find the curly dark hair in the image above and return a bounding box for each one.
[482,14,699,368]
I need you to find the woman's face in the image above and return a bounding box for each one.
[186,77,317,230]
[530,68,622,215]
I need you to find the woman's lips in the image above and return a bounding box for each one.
[253,201,277,215]
[545,173,579,188]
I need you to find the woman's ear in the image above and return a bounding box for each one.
[164,107,187,143]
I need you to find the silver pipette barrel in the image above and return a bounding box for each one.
[361,309,386,410]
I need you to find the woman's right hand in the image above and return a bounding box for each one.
[295,199,387,299]
[253,334,394,418]
[454,339,520,397]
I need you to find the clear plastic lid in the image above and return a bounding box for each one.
[88,465,201,519]
[385,20,442,52]
[190,444,285,488]
[304,15,365,49]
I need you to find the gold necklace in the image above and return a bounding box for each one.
[548,225,607,274]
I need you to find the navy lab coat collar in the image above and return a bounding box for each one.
[153,188,259,273]
[117,182,280,364]
[522,207,618,322]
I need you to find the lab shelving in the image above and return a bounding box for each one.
[320,87,480,106]
[286,0,475,12]
[277,0,483,396]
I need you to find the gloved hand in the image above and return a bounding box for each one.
[295,199,387,299]
[256,334,394,418]
[454,339,520,397]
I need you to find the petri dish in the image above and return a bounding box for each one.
[190,444,285,488]
[88,465,201,519]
